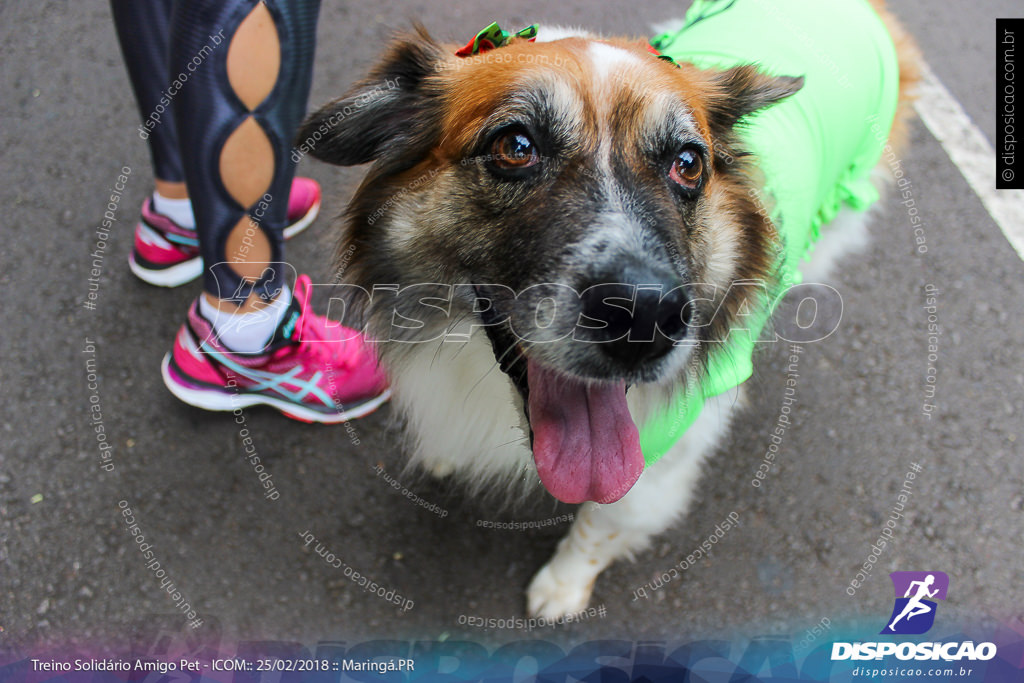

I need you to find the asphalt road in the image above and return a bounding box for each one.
[1,0,1022,659]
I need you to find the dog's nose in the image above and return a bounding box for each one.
[579,262,690,367]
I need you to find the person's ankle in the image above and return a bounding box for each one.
[151,191,196,229]
[154,179,188,200]
[199,285,293,354]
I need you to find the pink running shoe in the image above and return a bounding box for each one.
[129,177,322,287]
[161,274,390,423]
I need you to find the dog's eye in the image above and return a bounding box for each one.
[669,148,703,189]
[490,131,540,171]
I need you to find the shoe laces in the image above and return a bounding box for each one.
[286,274,350,368]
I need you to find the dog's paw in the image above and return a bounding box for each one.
[527,562,595,620]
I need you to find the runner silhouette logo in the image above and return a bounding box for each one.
[881,571,949,635]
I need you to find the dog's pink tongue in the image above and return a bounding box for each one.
[527,359,644,504]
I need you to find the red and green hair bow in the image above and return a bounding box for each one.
[455,22,539,57]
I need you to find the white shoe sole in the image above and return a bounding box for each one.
[129,253,203,287]
[161,353,391,424]
[283,198,320,239]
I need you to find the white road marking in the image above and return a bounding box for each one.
[914,61,1024,262]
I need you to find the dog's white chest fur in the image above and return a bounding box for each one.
[391,334,534,487]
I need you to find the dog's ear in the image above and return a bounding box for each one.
[704,65,803,133]
[297,26,446,166]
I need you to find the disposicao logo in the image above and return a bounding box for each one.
[881,570,948,635]
[831,571,997,662]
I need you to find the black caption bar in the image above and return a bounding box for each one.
[997,18,1023,189]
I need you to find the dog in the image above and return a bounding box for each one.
[298,0,921,618]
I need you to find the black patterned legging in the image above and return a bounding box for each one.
[111,0,322,304]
